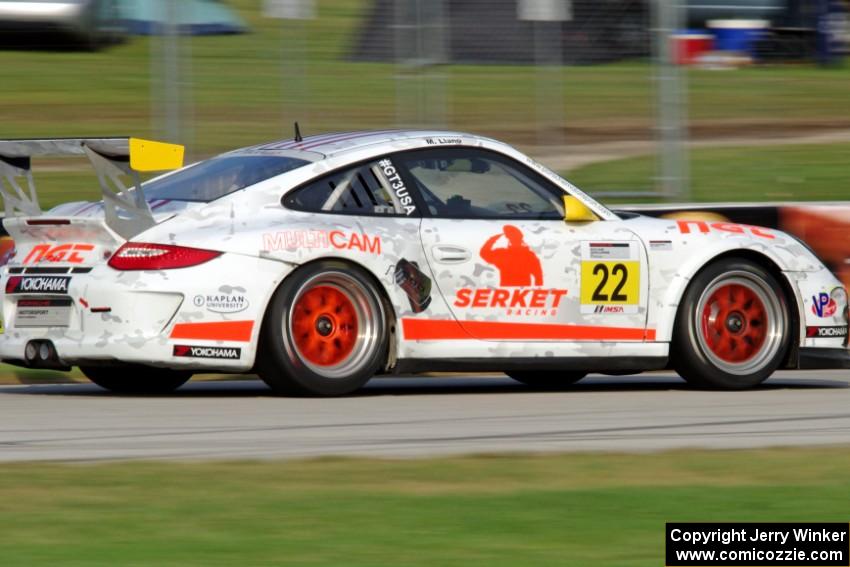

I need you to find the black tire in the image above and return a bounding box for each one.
[80,365,191,394]
[506,371,587,389]
[671,258,791,389]
[257,260,389,396]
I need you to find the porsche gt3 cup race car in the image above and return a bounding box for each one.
[0,131,847,396]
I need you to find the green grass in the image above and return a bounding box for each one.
[565,142,850,203]
[0,363,83,384]
[2,0,849,154]
[4,1,850,205]
[1,448,849,565]
[25,141,850,210]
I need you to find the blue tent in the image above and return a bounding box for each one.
[119,0,248,36]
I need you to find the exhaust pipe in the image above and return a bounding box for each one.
[24,340,69,370]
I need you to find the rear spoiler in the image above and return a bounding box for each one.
[0,137,184,238]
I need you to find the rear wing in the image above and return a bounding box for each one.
[0,137,184,239]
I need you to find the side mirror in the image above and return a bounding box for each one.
[563,195,599,223]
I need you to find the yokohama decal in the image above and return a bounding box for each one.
[6,276,70,294]
[173,345,242,359]
[169,320,254,342]
[401,318,656,341]
[806,326,848,338]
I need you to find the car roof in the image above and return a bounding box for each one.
[232,129,488,160]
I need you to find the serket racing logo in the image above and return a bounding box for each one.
[6,276,70,294]
[454,225,568,316]
[811,292,837,318]
[377,159,416,216]
[173,345,242,359]
[262,230,381,255]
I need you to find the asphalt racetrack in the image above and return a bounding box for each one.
[1,370,849,462]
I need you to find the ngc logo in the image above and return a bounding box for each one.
[23,243,94,264]
[676,220,774,240]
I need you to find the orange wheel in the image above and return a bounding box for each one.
[291,285,360,367]
[259,264,387,396]
[673,260,789,390]
[700,283,768,364]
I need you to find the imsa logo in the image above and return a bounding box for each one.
[594,305,625,314]
[172,345,242,360]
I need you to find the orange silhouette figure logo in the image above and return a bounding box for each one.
[480,225,543,286]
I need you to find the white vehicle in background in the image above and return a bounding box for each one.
[0,130,847,396]
[0,0,124,48]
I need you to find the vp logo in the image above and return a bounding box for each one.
[811,292,837,318]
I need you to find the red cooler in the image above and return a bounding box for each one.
[672,31,714,65]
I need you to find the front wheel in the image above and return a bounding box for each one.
[80,365,192,394]
[257,261,388,396]
[672,259,790,389]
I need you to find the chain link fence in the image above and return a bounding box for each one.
[2,0,848,205]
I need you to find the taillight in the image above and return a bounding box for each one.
[107,243,221,271]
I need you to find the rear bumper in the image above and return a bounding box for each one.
[797,347,850,370]
[0,253,292,371]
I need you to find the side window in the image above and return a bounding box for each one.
[284,158,418,217]
[396,149,563,219]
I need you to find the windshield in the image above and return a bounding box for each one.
[142,155,309,202]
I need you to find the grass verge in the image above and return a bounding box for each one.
[1,0,848,154]
[565,142,850,202]
[1,448,849,565]
[26,142,850,210]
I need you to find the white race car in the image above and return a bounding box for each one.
[0,131,847,395]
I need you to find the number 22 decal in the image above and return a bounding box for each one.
[580,260,640,308]
[591,263,629,301]
[580,242,640,313]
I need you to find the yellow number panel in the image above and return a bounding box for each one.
[580,242,641,314]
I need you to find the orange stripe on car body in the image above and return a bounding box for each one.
[169,321,254,342]
[401,318,655,342]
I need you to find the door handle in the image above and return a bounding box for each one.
[432,245,471,264]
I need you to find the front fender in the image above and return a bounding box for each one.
[639,218,829,342]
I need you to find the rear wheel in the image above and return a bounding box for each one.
[257,261,388,396]
[672,259,790,389]
[80,365,192,394]
[507,371,587,389]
